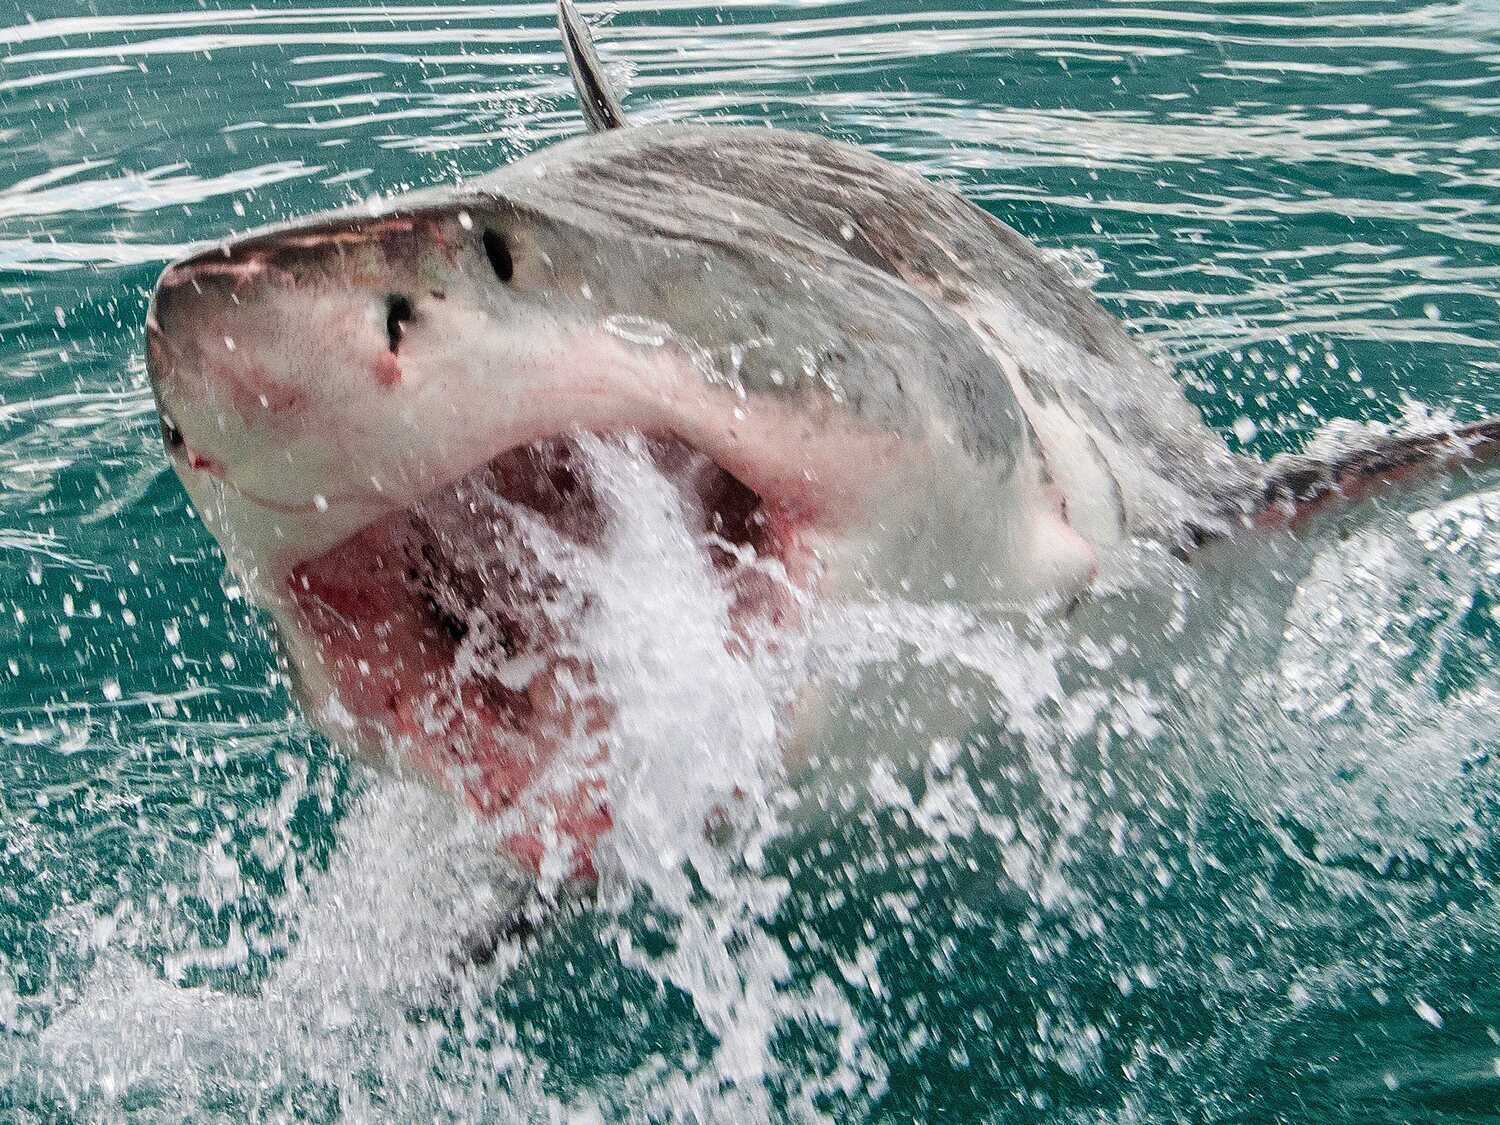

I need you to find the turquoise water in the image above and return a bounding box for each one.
[2,1,1499,1120]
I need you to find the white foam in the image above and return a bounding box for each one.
[1186,488,1500,870]
[575,432,788,901]
[568,433,862,1111]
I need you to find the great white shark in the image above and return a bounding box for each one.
[144,1,1500,888]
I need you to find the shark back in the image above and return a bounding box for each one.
[487,122,1248,548]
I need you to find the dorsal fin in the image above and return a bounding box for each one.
[557,0,628,132]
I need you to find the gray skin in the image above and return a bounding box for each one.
[481,121,1240,511]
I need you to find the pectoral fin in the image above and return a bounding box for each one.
[1247,416,1500,535]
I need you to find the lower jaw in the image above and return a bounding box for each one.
[275,432,807,876]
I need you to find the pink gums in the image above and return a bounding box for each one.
[283,434,807,881]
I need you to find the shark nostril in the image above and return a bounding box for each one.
[385,294,414,353]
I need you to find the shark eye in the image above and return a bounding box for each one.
[385,294,414,353]
[159,409,185,454]
[483,229,514,283]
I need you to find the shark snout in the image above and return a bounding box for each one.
[146,260,241,475]
[146,258,303,471]
[145,218,455,465]
[147,212,446,349]
[142,209,518,573]
[146,256,249,368]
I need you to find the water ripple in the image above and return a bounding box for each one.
[2,2,1499,1120]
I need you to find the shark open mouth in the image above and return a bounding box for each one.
[282,432,806,873]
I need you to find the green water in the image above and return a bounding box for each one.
[2,1,1498,1120]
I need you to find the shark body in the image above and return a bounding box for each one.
[144,1,1500,880]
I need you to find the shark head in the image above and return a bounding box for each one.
[144,193,898,579]
[143,134,1063,873]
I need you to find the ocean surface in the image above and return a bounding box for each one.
[2,1,1499,1120]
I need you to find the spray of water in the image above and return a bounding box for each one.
[7,438,1498,1121]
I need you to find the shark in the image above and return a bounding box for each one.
[144,0,1500,888]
